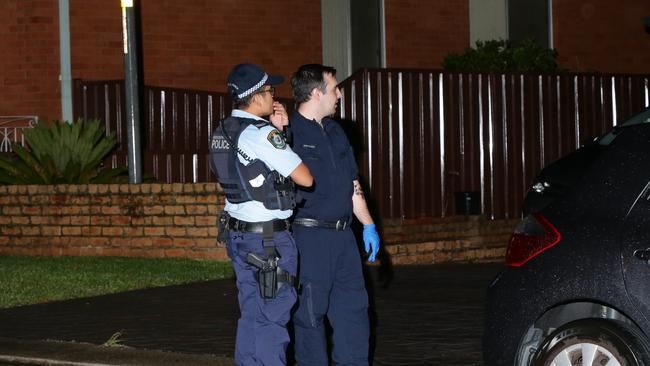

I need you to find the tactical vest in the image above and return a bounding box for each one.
[209,116,296,211]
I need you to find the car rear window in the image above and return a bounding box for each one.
[598,106,650,146]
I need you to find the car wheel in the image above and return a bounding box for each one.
[533,319,650,366]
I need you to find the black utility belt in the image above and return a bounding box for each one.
[228,218,290,233]
[292,218,350,231]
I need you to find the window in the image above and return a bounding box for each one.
[508,0,550,47]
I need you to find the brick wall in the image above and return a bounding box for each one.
[135,0,322,97]
[0,1,61,124]
[382,216,518,265]
[0,183,226,260]
[0,183,517,264]
[3,0,647,125]
[383,0,470,68]
[553,0,650,74]
[1,0,322,123]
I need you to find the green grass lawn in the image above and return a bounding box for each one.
[0,255,233,309]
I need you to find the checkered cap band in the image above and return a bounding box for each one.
[233,74,268,100]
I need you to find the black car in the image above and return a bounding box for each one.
[484,106,650,365]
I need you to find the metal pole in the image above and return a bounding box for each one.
[58,0,73,123]
[121,0,142,183]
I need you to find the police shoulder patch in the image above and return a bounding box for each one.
[266,129,286,149]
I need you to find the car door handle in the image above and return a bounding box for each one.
[633,249,650,261]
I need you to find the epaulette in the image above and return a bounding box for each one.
[223,116,269,130]
[252,120,270,129]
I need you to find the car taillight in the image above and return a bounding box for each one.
[505,213,561,267]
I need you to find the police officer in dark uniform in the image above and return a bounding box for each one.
[287,64,380,366]
[209,63,313,366]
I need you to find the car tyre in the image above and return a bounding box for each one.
[533,319,650,366]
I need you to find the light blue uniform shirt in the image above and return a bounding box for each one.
[225,109,302,222]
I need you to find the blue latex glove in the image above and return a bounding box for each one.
[363,224,380,262]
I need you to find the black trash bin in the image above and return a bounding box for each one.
[454,191,481,215]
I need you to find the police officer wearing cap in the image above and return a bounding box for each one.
[285,64,380,366]
[209,63,313,366]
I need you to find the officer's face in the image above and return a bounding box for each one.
[321,73,342,117]
[254,86,275,116]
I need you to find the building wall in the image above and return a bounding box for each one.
[553,0,650,74]
[0,1,61,124]
[2,0,648,125]
[69,0,323,111]
[384,0,470,68]
[1,0,322,123]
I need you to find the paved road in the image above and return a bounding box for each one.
[0,263,503,365]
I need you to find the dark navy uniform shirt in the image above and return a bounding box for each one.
[290,111,358,221]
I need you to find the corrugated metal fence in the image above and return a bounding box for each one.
[75,80,227,183]
[74,79,294,183]
[73,70,650,219]
[337,70,649,219]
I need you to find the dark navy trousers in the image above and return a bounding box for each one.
[226,230,298,366]
[292,225,370,366]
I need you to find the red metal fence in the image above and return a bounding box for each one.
[73,70,650,219]
[75,80,227,183]
[337,70,649,219]
[74,80,294,183]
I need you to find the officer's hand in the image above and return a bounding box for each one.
[363,224,380,262]
[270,102,288,129]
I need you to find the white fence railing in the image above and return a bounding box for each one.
[0,116,38,153]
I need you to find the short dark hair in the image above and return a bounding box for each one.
[290,64,337,104]
[228,83,255,109]
[232,93,254,109]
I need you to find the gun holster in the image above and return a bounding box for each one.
[246,252,295,299]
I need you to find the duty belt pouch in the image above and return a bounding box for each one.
[263,171,296,210]
[216,211,230,244]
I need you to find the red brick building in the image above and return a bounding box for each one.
[553,0,650,73]
[1,0,648,124]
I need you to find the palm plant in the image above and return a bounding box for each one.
[0,119,127,184]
